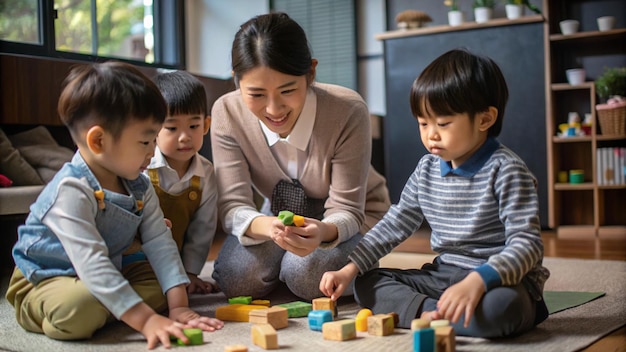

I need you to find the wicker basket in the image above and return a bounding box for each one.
[596,100,626,135]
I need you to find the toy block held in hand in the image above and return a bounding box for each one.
[308,310,334,331]
[277,210,305,227]
[434,325,456,352]
[322,319,357,341]
[276,301,312,318]
[312,297,337,317]
[367,314,395,336]
[228,296,253,305]
[355,308,373,332]
[224,344,248,352]
[175,328,203,346]
[216,304,267,322]
[249,306,289,330]
[251,323,278,350]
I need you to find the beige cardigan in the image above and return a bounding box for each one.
[211,82,390,246]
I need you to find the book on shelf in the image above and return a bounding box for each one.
[596,147,626,185]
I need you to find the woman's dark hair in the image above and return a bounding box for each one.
[155,70,208,117]
[231,12,312,85]
[410,48,508,137]
[58,61,166,141]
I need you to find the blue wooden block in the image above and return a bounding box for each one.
[413,327,435,352]
[308,310,333,331]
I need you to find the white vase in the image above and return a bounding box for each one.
[505,4,524,19]
[474,7,492,23]
[448,10,464,27]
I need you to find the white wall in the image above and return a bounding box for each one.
[185,0,270,79]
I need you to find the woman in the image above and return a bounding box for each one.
[210,12,390,300]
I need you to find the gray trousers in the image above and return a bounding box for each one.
[212,234,362,301]
[354,257,548,338]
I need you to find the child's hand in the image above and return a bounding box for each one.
[436,271,485,327]
[319,262,359,300]
[187,273,215,294]
[169,307,224,332]
[140,313,188,350]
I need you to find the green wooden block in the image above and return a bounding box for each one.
[228,296,252,304]
[277,301,313,318]
[176,328,203,346]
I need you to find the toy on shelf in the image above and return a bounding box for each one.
[278,210,305,227]
[557,111,593,137]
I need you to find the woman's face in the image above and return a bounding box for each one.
[238,66,310,138]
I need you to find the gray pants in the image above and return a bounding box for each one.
[212,234,362,301]
[354,257,548,338]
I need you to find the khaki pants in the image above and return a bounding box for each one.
[5,262,166,340]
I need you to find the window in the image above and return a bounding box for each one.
[0,0,185,68]
[271,0,357,90]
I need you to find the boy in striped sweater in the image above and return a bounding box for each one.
[319,49,550,338]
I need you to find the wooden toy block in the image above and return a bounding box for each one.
[308,309,333,331]
[277,210,305,226]
[322,319,357,341]
[413,327,435,352]
[411,318,431,331]
[228,296,253,304]
[249,306,289,329]
[216,304,267,322]
[355,308,373,332]
[251,299,271,307]
[277,301,312,318]
[251,323,278,350]
[387,312,400,327]
[312,297,337,317]
[367,314,395,336]
[430,319,450,328]
[435,325,456,352]
[224,345,248,352]
[175,328,203,346]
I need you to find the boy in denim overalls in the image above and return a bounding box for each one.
[6,62,223,348]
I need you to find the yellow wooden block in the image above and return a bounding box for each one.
[251,299,271,307]
[322,319,356,341]
[215,304,267,322]
[367,314,395,336]
[224,345,248,352]
[249,306,289,329]
[355,308,372,332]
[251,323,278,350]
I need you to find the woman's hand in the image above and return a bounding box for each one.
[270,218,324,256]
[319,262,359,300]
[435,271,485,327]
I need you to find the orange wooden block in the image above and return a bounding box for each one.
[216,304,267,322]
[224,345,248,352]
[322,319,356,341]
[355,308,372,332]
[435,325,456,352]
[367,314,395,336]
[251,323,278,350]
[249,306,289,329]
[312,297,336,317]
[251,299,271,307]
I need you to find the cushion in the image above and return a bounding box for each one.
[0,128,44,186]
[8,126,74,183]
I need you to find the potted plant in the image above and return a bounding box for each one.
[444,0,464,26]
[473,0,495,23]
[595,67,626,135]
[504,0,541,20]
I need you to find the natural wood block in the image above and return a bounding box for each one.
[435,325,456,352]
[355,308,373,332]
[276,301,312,318]
[215,304,267,322]
[322,319,356,341]
[251,323,278,350]
[387,312,400,327]
[312,297,337,317]
[249,306,289,329]
[430,319,450,328]
[224,345,248,352]
[411,318,430,331]
[367,314,395,336]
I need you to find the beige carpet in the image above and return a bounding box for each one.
[0,254,624,352]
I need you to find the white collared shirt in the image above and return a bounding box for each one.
[259,89,317,179]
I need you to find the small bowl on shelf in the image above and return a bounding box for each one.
[559,20,579,35]
[566,68,586,85]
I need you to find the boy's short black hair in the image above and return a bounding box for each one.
[58,61,167,141]
[155,70,208,117]
[410,48,509,137]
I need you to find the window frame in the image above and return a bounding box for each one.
[0,0,186,69]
